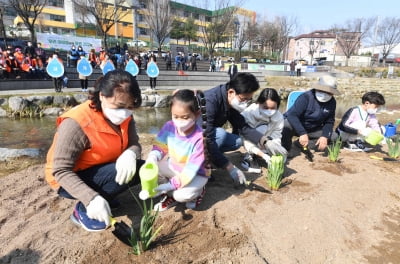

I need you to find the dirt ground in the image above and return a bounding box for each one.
[1,112,400,264]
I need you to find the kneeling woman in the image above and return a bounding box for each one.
[45,70,143,232]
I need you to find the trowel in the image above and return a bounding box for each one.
[110,217,132,246]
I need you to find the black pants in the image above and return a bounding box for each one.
[296,69,301,77]
[53,77,63,92]
[150,77,157,89]
[281,119,337,151]
[80,79,88,90]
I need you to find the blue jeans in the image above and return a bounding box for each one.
[215,127,242,152]
[58,160,144,202]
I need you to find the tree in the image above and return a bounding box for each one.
[336,17,375,66]
[235,19,252,59]
[375,17,400,65]
[143,0,174,57]
[170,19,184,45]
[183,17,197,46]
[0,1,7,44]
[196,0,241,57]
[9,0,47,43]
[72,0,130,50]
[273,16,297,63]
[256,20,277,56]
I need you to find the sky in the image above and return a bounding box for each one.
[242,0,400,35]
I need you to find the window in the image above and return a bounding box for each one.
[194,13,199,20]
[138,14,144,22]
[122,22,128,27]
[184,11,189,17]
[309,40,314,46]
[139,27,147,35]
[139,2,146,8]
[205,16,211,22]
[50,14,64,22]
[320,40,325,46]
[48,0,64,8]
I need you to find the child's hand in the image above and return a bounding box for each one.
[359,127,372,137]
[154,182,176,195]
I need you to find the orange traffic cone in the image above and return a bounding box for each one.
[178,70,187,76]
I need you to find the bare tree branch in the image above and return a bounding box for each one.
[72,0,130,50]
[9,0,48,43]
[375,17,400,65]
[143,0,174,55]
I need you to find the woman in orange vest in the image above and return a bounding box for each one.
[45,69,144,232]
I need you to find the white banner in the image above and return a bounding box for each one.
[36,33,102,52]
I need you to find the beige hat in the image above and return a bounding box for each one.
[310,75,340,95]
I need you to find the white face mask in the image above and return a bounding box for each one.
[367,108,377,115]
[172,118,195,133]
[260,108,276,117]
[231,97,248,112]
[315,91,332,103]
[103,108,132,125]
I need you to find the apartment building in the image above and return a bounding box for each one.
[6,0,255,49]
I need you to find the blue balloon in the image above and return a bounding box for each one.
[146,61,159,78]
[125,59,139,76]
[102,60,115,75]
[77,57,93,77]
[46,58,64,78]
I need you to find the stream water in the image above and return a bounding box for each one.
[0,98,399,150]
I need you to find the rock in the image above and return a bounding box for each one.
[0,148,40,161]
[8,96,29,112]
[26,95,53,105]
[0,107,7,117]
[53,95,78,107]
[73,93,89,104]
[141,94,156,107]
[43,107,64,116]
[0,97,7,106]
[154,95,172,108]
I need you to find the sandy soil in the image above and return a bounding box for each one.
[1,113,400,264]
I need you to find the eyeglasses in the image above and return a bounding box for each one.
[237,94,252,103]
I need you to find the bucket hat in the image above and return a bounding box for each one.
[310,75,340,95]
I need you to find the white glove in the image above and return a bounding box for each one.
[146,150,161,164]
[265,140,288,156]
[154,182,176,196]
[115,149,137,185]
[360,127,372,137]
[229,166,247,185]
[262,153,271,165]
[86,195,111,226]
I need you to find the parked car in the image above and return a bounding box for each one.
[126,40,147,47]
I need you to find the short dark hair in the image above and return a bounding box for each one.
[228,72,259,94]
[89,69,142,111]
[361,91,385,106]
[256,88,281,108]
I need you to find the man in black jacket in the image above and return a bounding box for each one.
[202,72,263,185]
[227,60,238,80]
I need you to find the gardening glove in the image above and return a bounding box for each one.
[115,149,137,185]
[86,195,111,226]
[146,150,162,164]
[154,182,176,196]
[265,140,288,156]
[360,127,372,137]
[229,166,247,185]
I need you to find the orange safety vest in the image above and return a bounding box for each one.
[45,100,132,189]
